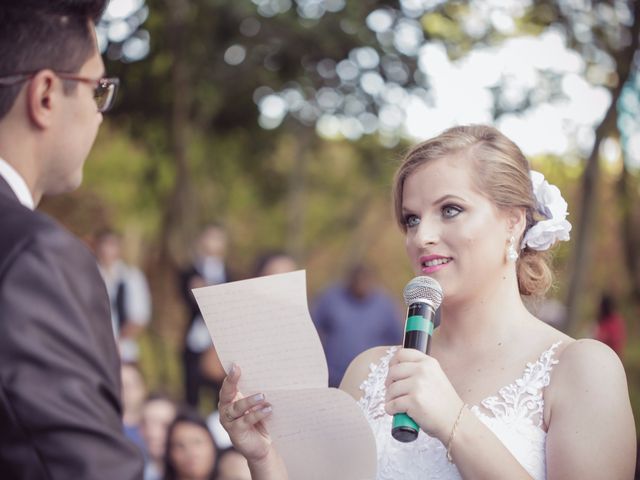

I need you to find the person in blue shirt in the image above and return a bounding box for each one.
[312,264,403,387]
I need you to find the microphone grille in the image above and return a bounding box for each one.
[403,276,443,309]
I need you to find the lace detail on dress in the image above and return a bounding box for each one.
[358,346,399,420]
[476,341,561,428]
[358,342,562,480]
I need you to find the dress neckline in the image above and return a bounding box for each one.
[358,342,562,480]
[380,341,562,424]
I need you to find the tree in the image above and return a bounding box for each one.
[97,0,640,333]
[533,0,640,333]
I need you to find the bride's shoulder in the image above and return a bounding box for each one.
[340,345,397,401]
[544,339,634,465]
[553,338,625,380]
[548,338,628,406]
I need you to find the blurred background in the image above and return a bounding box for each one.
[41,0,640,447]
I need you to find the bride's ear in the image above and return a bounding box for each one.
[505,207,527,241]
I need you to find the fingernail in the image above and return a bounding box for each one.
[228,363,236,376]
[251,393,265,403]
[261,405,272,413]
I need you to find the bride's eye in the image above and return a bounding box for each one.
[442,204,463,218]
[403,214,420,228]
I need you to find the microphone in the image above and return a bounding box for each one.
[391,276,443,443]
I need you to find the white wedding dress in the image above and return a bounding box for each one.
[357,342,561,480]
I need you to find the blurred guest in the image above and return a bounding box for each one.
[595,293,627,357]
[179,224,233,408]
[141,393,177,480]
[312,264,403,387]
[215,448,251,480]
[252,250,298,277]
[122,362,147,452]
[95,228,152,362]
[0,2,143,477]
[164,410,218,480]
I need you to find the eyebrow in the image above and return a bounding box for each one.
[401,194,467,214]
[433,194,467,204]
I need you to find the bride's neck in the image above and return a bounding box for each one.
[434,278,532,350]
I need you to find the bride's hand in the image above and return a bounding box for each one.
[218,364,274,462]
[384,348,464,441]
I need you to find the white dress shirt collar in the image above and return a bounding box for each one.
[0,157,35,210]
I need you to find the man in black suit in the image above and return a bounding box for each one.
[179,224,231,407]
[0,2,143,478]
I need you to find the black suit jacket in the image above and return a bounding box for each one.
[0,177,143,479]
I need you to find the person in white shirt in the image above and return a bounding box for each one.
[179,224,233,408]
[94,227,152,362]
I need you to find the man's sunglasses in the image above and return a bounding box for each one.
[0,71,120,113]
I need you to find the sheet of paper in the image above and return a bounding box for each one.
[264,388,377,480]
[192,270,328,393]
[193,270,378,479]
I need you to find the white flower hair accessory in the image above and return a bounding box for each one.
[521,170,572,251]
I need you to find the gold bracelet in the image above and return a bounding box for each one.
[446,403,467,463]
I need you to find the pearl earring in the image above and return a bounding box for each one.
[507,236,519,262]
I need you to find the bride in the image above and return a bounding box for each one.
[216,125,636,479]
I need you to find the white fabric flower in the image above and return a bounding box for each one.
[522,171,572,251]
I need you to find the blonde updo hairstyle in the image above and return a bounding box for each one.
[392,125,552,297]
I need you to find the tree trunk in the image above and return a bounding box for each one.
[564,1,640,334]
[619,152,640,302]
[146,0,195,389]
[286,128,313,262]
[564,114,610,334]
[160,0,196,268]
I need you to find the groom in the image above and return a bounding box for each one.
[0,2,143,478]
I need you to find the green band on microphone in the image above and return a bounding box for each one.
[392,412,419,432]
[406,315,434,334]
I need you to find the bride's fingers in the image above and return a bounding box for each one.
[219,364,242,408]
[389,348,427,366]
[385,362,418,388]
[385,377,414,403]
[231,404,274,433]
[221,393,269,425]
[384,395,412,417]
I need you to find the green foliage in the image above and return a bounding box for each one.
[623,338,640,436]
[49,1,640,421]
[81,123,167,235]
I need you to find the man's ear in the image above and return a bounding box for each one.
[26,70,57,129]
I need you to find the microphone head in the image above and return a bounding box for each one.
[403,276,443,309]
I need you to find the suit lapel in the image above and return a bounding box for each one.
[0,174,20,205]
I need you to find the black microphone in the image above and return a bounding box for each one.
[391,276,443,443]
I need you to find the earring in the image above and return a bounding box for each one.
[507,236,519,262]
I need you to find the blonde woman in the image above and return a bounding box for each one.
[218,125,636,479]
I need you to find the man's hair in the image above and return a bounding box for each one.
[0,0,108,118]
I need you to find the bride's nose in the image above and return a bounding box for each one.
[415,218,439,247]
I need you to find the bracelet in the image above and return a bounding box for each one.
[446,403,467,463]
